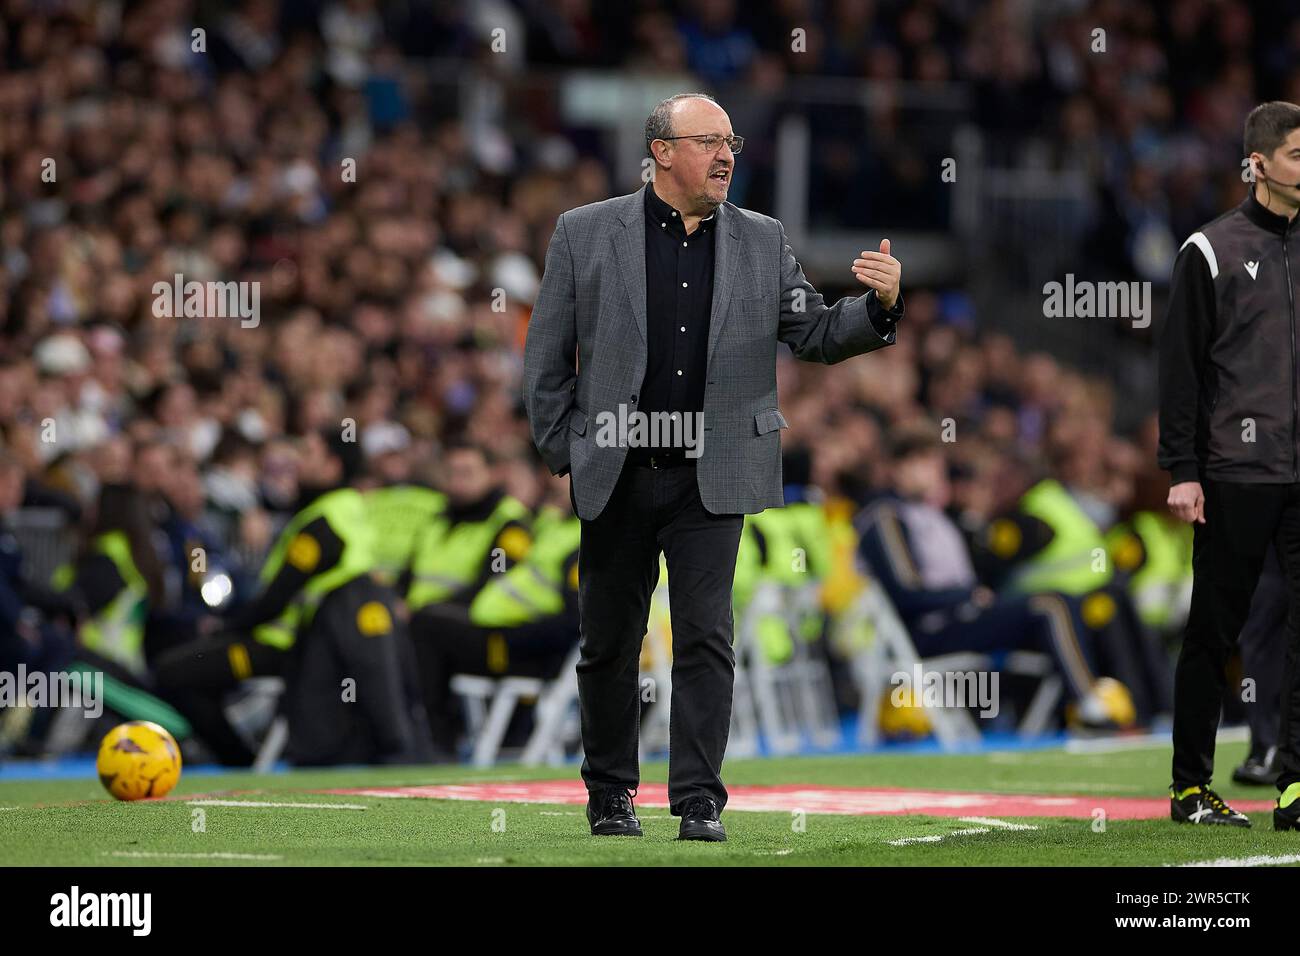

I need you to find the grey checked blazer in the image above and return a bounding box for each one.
[524,183,898,521]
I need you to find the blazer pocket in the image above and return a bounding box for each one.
[754,408,788,435]
[569,408,587,436]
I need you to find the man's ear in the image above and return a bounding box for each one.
[651,141,671,169]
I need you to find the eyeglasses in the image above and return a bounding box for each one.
[658,133,744,155]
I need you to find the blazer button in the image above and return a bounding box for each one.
[630,395,638,403]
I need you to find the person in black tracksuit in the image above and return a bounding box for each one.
[1157,101,1300,828]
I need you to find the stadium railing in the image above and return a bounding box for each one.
[7,507,77,587]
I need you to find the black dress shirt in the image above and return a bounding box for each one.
[631,181,716,465]
[632,182,902,465]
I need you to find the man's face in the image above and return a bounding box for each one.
[298,433,341,488]
[895,451,950,508]
[1257,127,1300,201]
[166,460,204,516]
[658,98,735,210]
[443,448,492,506]
[373,450,410,484]
[133,444,174,495]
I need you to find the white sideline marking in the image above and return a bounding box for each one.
[1173,854,1300,868]
[752,849,795,856]
[889,827,990,846]
[958,816,1039,831]
[105,850,283,861]
[539,811,670,819]
[1064,726,1246,754]
[992,781,1148,793]
[1064,733,1169,753]
[186,799,367,810]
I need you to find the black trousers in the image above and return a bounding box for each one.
[410,602,577,752]
[574,460,743,813]
[156,576,427,767]
[153,631,287,766]
[283,576,427,766]
[1172,479,1300,791]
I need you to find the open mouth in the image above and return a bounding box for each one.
[710,169,730,183]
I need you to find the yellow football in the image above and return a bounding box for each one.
[96,721,182,801]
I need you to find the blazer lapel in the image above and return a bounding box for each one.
[614,186,648,347]
[707,203,741,374]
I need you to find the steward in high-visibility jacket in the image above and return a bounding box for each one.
[364,483,446,587]
[991,478,1113,597]
[54,529,150,676]
[231,485,376,641]
[405,487,532,612]
[155,431,425,766]
[414,496,580,756]
[469,505,580,630]
[51,483,194,742]
[733,493,830,665]
[1105,511,1193,632]
[52,520,192,743]
[974,477,1127,634]
[972,477,1173,721]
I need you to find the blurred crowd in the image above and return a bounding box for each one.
[0,0,1292,759]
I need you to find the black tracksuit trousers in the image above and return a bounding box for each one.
[1172,478,1300,793]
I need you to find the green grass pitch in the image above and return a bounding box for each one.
[2,738,1298,866]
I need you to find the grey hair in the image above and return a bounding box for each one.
[645,92,718,158]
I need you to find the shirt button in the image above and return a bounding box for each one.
[682,282,687,288]
[680,326,685,332]
[672,211,677,217]
[677,370,683,376]
[670,413,678,420]
[682,241,687,247]
[661,222,666,228]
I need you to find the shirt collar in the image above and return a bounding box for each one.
[645,182,718,232]
[1244,188,1297,235]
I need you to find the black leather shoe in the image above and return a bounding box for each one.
[1233,747,1279,786]
[586,786,642,837]
[677,795,726,842]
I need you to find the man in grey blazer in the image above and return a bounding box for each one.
[523,92,903,841]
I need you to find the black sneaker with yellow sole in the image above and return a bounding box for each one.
[1274,782,1300,831]
[1169,785,1250,827]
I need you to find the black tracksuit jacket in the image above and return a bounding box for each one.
[1158,191,1300,485]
